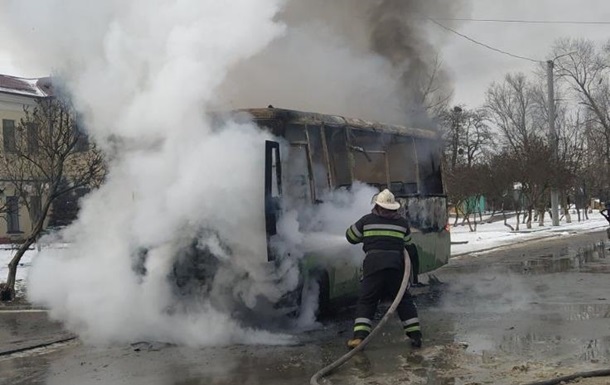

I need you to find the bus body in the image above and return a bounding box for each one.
[168,107,449,318]
[239,108,450,313]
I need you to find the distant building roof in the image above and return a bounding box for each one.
[0,74,53,98]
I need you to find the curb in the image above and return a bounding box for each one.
[0,335,77,357]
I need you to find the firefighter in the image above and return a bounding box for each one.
[345,189,422,350]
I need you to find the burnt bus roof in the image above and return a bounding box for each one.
[238,108,440,141]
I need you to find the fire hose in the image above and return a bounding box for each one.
[309,250,411,385]
[521,369,610,385]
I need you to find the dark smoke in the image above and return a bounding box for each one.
[220,0,472,126]
[369,0,468,125]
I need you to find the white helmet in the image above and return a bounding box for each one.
[372,189,401,210]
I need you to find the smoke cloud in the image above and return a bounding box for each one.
[219,0,471,126]
[2,0,293,345]
[276,182,379,265]
[0,0,469,346]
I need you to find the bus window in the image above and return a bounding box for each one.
[324,126,351,187]
[405,138,447,232]
[285,144,313,206]
[349,129,392,187]
[416,138,444,195]
[387,138,419,197]
[285,123,307,143]
[306,125,331,200]
[352,151,388,186]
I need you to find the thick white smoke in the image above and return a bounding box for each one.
[274,182,379,268]
[1,0,297,345]
[272,182,380,329]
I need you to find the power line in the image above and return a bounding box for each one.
[428,18,543,63]
[430,17,610,25]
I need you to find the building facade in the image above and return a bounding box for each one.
[0,75,53,242]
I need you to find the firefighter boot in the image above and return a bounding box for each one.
[347,338,363,350]
[408,331,422,348]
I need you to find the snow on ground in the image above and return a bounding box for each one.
[450,210,609,255]
[0,245,35,283]
[0,211,607,296]
[0,244,68,296]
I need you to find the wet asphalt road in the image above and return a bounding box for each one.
[2,230,610,385]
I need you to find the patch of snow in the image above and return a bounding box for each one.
[0,244,67,295]
[450,211,608,255]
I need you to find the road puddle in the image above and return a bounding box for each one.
[515,242,607,274]
[410,239,610,384]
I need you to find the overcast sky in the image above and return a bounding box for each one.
[442,0,610,107]
[1,0,609,109]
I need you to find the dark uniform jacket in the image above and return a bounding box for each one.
[346,209,415,276]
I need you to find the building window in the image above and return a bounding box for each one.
[30,195,42,225]
[3,119,16,153]
[26,123,39,154]
[6,196,20,233]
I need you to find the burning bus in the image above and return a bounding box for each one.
[168,107,449,319]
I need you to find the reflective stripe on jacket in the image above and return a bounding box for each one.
[346,213,413,253]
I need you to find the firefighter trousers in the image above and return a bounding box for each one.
[353,267,421,340]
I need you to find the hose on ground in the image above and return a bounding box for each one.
[522,369,610,385]
[310,250,412,385]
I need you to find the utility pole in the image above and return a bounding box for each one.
[547,60,560,226]
[451,106,462,169]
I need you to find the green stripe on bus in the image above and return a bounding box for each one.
[363,230,405,239]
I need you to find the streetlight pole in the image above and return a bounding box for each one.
[547,60,560,226]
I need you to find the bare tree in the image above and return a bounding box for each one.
[0,97,105,301]
[552,38,610,196]
[478,154,515,220]
[461,109,491,168]
[441,105,492,229]
[445,164,476,231]
[441,106,491,169]
[485,74,559,228]
[557,109,590,223]
[574,113,602,221]
[486,74,546,154]
[442,106,463,170]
